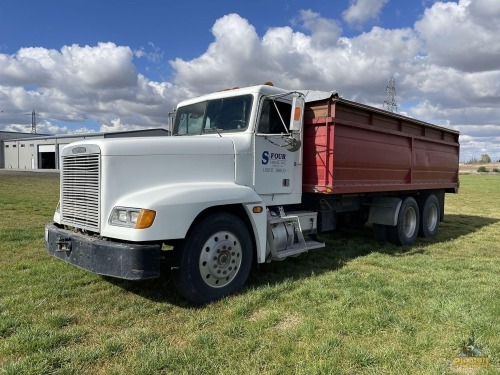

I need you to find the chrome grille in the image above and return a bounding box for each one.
[61,153,101,232]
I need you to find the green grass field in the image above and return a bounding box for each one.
[1,172,499,374]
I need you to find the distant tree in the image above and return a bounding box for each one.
[480,154,491,163]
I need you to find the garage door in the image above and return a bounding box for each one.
[38,145,56,153]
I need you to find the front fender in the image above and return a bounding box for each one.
[101,182,263,243]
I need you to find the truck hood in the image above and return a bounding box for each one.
[66,135,236,157]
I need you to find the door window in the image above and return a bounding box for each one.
[257,99,292,134]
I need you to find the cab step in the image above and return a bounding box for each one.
[267,210,325,261]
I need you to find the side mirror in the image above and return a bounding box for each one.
[168,109,176,136]
[289,96,304,132]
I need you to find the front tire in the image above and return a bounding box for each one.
[388,197,420,246]
[172,212,253,304]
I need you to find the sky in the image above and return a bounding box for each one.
[1,0,499,162]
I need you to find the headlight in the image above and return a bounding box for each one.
[109,207,156,229]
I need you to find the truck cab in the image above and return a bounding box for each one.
[45,84,323,304]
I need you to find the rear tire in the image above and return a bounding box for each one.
[172,212,253,304]
[388,197,420,246]
[419,194,440,238]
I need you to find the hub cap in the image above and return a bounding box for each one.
[403,207,417,238]
[199,231,242,288]
[426,204,438,232]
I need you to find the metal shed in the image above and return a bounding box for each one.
[1,128,169,170]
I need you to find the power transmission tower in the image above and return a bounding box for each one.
[31,110,37,134]
[383,76,397,112]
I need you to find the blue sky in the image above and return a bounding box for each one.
[1,0,499,161]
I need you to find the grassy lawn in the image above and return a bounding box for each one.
[0,172,499,374]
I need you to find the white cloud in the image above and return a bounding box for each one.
[342,0,389,28]
[99,118,143,133]
[415,0,500,72]
[74,127,96,134]
[171,13,421,101]
[4,121,69,135]
[298,10,342,47]
[170,14,268,94]
[134,42,164,64]
[0,43,186,134]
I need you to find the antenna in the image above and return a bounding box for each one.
[383,76,397,112]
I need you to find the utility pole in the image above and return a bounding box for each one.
[383,76,397,113]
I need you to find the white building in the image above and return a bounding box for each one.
[1,128,169,170]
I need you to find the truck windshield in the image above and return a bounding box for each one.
[173,95,253,135]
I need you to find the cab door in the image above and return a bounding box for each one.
[254,98,297,195]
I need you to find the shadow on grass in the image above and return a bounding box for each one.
[105,214,498,307]
[438,214,499,241]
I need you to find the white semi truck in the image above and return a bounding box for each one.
[45,84,459,304]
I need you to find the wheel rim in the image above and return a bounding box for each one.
[199,231,242,288]
[426,204,438,232]
[403,207,417,238]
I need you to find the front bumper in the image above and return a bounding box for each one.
[44,223,161,280]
